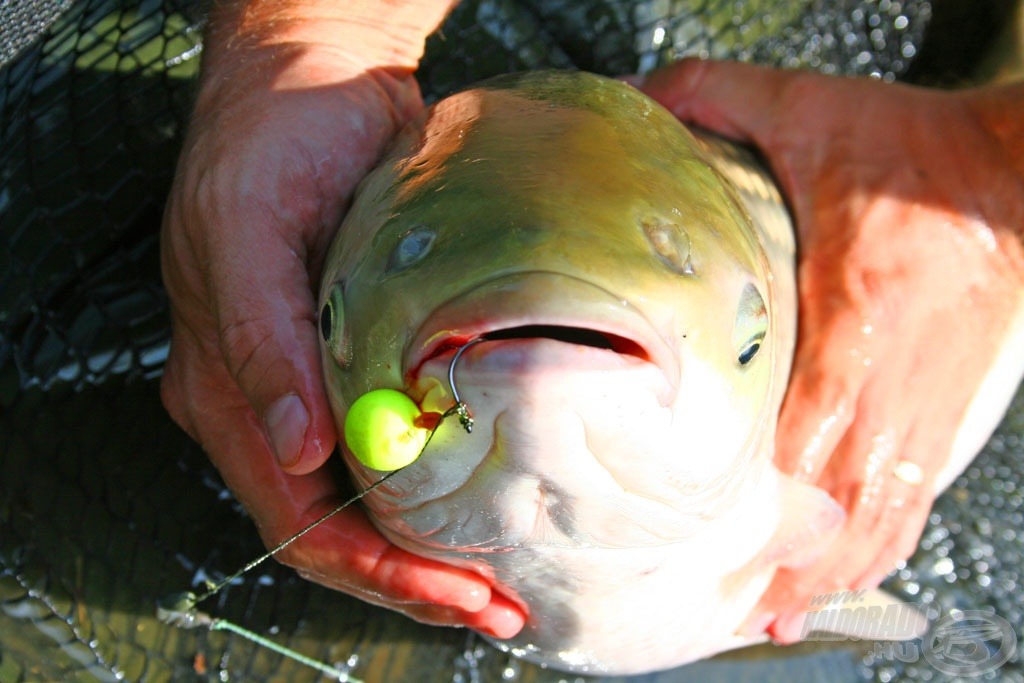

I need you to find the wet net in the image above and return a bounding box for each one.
[1,1,1021,682]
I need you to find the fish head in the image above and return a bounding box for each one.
[317,71,839,673]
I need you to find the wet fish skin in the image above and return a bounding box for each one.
[317,70,835,674]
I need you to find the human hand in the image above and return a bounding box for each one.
[160,0,524,638]
[639,60,1024,641]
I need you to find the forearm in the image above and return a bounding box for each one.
[183,0,460,157]
[197,0,458,97]
[208,0,457,67]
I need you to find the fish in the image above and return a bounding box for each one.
[315,70,1024,675]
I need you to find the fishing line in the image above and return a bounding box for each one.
[158,338,483,681]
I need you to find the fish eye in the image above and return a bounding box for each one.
[641,217,695,276]
[320,283,351,367]
[738,340,761,366]
[387,226,436,274]
[734,283,767,367]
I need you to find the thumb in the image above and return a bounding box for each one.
[638,58,799,147]
[209,213,338,476]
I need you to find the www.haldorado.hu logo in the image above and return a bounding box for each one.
[798,590,931,642]
[800,591,1017,677]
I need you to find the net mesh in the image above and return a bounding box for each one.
[1,0,204,394]
[0,0,990,395]
[1,1,1021,682]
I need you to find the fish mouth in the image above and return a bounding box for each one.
[477,325,647,356]
[405,272,679,398]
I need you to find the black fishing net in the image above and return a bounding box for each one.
[1,1,1021,682]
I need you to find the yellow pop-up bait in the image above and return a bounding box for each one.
[343,389,430,471]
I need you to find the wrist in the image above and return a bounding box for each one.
[244,1,454,65]
[191,0,456,130]
[199,0,455,89]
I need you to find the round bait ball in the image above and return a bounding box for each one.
[344,389,428,471]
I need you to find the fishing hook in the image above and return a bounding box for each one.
[158,338,486,642]
[447,337,484,433]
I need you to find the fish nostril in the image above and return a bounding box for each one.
[387,226,436,274]
[640,217,695,276]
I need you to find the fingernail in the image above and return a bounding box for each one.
[474,604,527,640]
[264,393,308,468]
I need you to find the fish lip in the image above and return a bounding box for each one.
[404,271,679,393]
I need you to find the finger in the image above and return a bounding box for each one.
[847,370,970,588]
[638,58,801,146]
[275,487,528,637]
[371,595,526,640]
[760,386,938,640]
[774,298,876,481]
[774,360,857,483]
[459,591,526,639]
[769,419,909,612]
[767,330,1006,640]
[192,394,521,627]
[752,425,899,634]
[767,497,921,645]
[159,318,203,442]
[189,174,338,475]
[308,573,526,639]
[283,507,496,614]
[851,505,930,590]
